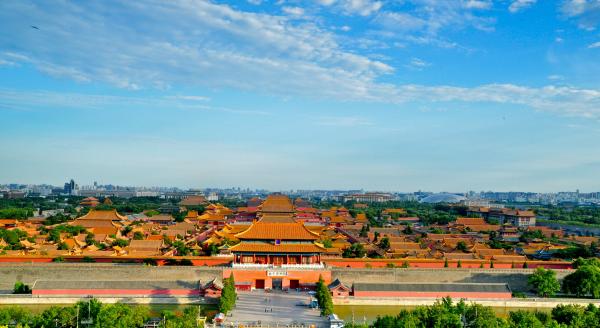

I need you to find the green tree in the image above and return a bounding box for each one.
[528,267,560,297]
[563,263,600,298]
[508,310,547,328]
[95,303,149,328]
[551,304,587,327]
[315,275,334,316]
[35,305,78,328]
[172,241,190,256]
[456,241,468,252]
[112,238,130,247]
[464,303,507,328]
[12,281,31,294]
[219,273,237,314]
[343,243,366,258]
[378,237,391,251]
[75,298,102,326]
[85,232,95,245]
[133,231,144,240]
[359,225,368,238]
[0,305,32,326]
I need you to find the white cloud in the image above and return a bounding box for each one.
[342,0,383,16]
[2,1,600,120]
[340,25,351,31]
[588,41,600,48]
[247,0,262,4]
[547,74,564,81]
[318,0,337,5]
[318,0,383,16]
[374,12,427,32]
[464,0,492,10]
[388,84,600,119]
[167,95,211,102]
[0,88,269,115]
[508,0,537,13]
[372,1,496,48]
[282,6,304,16]
[0,59,16,66]
[560,0,600,30]
[406,57,431,70]
[561,0,589,16]
[0,1,392,100]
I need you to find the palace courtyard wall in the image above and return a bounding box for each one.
[0,264,573,294]
[331,267,572,292]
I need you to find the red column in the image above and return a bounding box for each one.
[253,254,256,263]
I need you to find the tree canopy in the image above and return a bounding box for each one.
[528,267,560,297]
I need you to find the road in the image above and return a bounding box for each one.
[226,290,329,327]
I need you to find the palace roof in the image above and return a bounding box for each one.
[259,194,294,213]
[80,197,100,207]
[77,209,127,221]
[128,239,163,252]
[235,221,320,240]
[259,214,295,223]
[455,217,486,225]
[463,224,501,232]
[229,243,325,253]
[179,195,208,206]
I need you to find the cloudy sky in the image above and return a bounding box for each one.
[1,0,600,192]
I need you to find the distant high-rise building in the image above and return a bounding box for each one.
[64,179,76,195]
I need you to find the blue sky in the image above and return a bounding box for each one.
[1,0,600,192]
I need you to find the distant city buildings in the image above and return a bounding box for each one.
[1,180,599,206]
[342,192,396,203]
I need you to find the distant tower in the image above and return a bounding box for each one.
[64,179,76,195]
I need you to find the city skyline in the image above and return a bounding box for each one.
[2,178,599,195]
[2,1,600,191]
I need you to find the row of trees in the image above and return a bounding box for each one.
[0,300,149,328]
[0,208,34,220]
[528,259,600,298]
[536,205,600,226]
[346,297,600,328]
[0,299,208,328]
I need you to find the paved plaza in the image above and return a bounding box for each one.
[225,290,329,327]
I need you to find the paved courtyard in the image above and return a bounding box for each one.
[225,290,329,327]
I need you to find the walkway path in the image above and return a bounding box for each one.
[226,290,329,327]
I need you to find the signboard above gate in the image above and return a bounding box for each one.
[267,269,287,277]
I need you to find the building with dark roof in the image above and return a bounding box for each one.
[352,282,511,299]
[32,280,203,297]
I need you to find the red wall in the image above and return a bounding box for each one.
[223,268,331,290]
[324,258,572,270]
[0,256,572,270]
